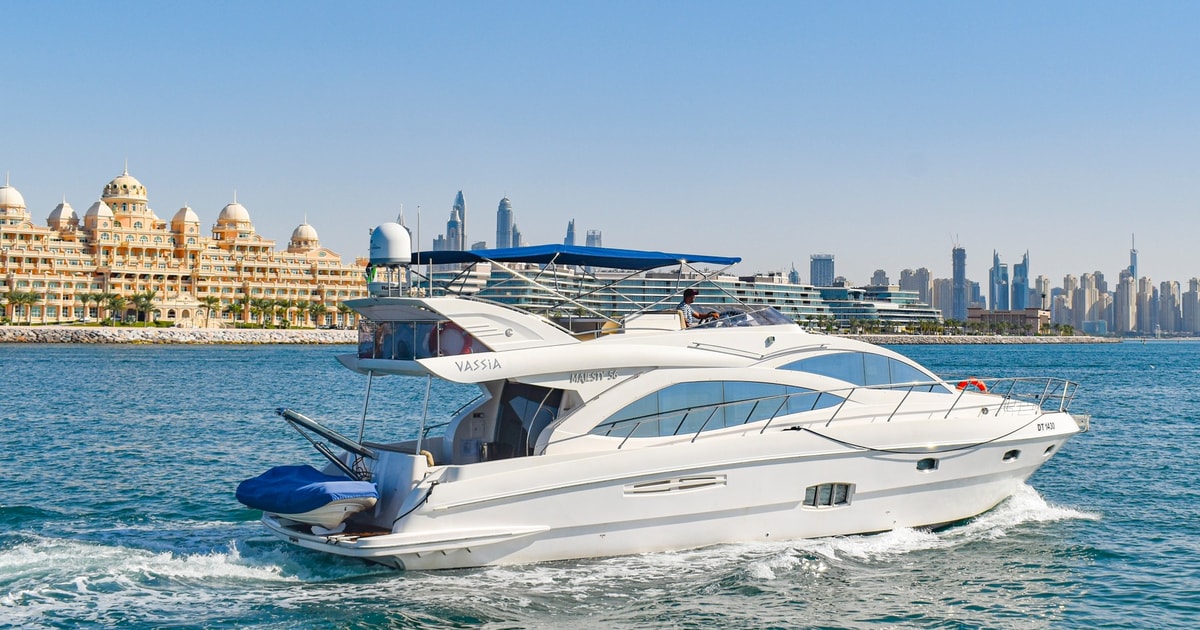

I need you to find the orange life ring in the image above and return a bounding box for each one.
[956,378,987,392]
[428,321,473,356]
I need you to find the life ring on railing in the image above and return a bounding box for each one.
[428,321,473,356]
[956,378,988,392]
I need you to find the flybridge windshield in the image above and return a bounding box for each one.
[696,308,793,328]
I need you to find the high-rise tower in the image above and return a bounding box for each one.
[564,219,576,246]
[453,191,466,248]
[1011,251,1029,310]
[810,254,835,287]
[495,197,514,249]
[989,250,1010,311]
[952,245,967,321]
[1129,234,1138,282]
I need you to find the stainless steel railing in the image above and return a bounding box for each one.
[597,376,1079,449]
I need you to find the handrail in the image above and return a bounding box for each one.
[590,376,1079,450]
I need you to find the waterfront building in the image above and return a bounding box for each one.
[564,220,575,246]
[1183,279,1200,334]
[899,268,933,307]
[1160,280,1181,334]
[1114,272,1135,334]
[967,307,1050,334]
[810,254,835,288]
[417,259,940,330]
[1011,251,1030,310]
[932,277,953,319]
[1137,277,1155,334]
[0,171,366,327]
[989,251,1010,311]
[1034,274,1051,310]
[495,197,514,249]
[951,245,967,321]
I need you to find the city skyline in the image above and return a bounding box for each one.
[5,3,1200,286]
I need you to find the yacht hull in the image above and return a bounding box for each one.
[258,411,1081,570]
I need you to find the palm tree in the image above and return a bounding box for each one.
[336,303,353,329]
[200,296,222,328]
[308,302,328,328]
[294,300,311,327]
[105,295,127,324]
[250,298,273,328]
[132,290,158,326]
[4,290,42,324]
[274,298,294,327]
[226,302,244,325]
[96,292,116,321]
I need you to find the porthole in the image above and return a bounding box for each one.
[1002,449,1020,462]
[916,457,939,471]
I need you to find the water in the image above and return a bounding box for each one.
[1,341,1198,628]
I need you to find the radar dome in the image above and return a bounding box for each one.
[369,222,412,266]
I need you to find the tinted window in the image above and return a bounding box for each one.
[781,352,938,391]
[590,381,845,439]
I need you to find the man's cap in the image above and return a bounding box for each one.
[683,288,699,297]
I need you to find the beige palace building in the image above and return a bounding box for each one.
[0,169,367,327]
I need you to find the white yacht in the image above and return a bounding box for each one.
[237,223,1088,570]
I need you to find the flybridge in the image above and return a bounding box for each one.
[408,244,741,271]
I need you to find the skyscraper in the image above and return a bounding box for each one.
[1129,234,1138,283]
[810,254,835,287]
[585,229,602,248]
[989,251,1010,311]
[870,269,889,286]
[951,246,967,321]
[1011,251,1029,310]
[446,208,463,250]
[564,219,575,246]
[787,263,800,285]
[495,197,514,249]
[453,191,466,248]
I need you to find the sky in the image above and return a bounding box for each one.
[4,1,1199,288]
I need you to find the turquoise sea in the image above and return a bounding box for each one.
[1,340,1198,628]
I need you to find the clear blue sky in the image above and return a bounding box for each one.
[5,1,1198,287]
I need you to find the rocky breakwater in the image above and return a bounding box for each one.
[0,326,356,345]
[845,334,1119,345]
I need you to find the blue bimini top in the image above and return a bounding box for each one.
[235,464,378,514]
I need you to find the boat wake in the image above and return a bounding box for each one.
[0,485,1097,627]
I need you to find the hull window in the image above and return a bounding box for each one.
[804,483,854,508]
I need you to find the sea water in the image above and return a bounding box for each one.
[1,341,1198,628]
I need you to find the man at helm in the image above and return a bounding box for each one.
[678,288,720,327]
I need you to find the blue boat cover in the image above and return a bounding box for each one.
[236,465,378,514]
[409,244,740,271]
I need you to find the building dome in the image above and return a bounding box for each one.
[217,201,251,224]
[172,205,200,224]
[84,199,115,219]
[102,168,148,201]
[0,183,27,211]
[291,222,319,242]
[48,200,77,223]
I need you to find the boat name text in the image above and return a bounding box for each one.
[455,358,502,372]
[570,370,620,384]
[1036,421,1056,431]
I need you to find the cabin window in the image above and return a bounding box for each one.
[804,483,853,508]
[357,320,482,360]
[780,352,942,391]
[590,380,843,439]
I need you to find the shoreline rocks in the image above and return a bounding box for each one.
[0,325,357,345]
[0,325,1125,345]
[844,334,1121,345]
